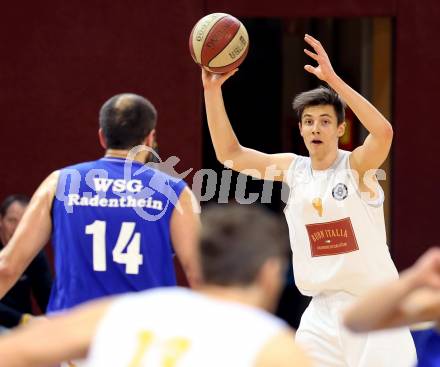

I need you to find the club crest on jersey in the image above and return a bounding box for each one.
[332,183,348,201]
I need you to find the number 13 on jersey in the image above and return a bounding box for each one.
[85,220,143,274]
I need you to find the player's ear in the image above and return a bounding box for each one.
[256,258,284,311]
[337,121,346,137]
[145,129,156,147]
[98,128,107,149]
[257,259,283,291]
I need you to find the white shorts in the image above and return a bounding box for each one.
[295,291,417,367]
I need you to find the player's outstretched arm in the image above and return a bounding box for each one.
[344,247,440,332]
[0,297,111,367]
[303,34,393,175]
[202,69,295,182]
[170,186,202,288]
[0,171,59,298]
[255,329,312,367]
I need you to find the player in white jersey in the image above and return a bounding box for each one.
[0,204,311,367]
[201,33,416,366]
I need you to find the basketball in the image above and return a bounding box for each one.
[189,13,249,74]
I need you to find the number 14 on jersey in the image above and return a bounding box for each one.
[85,221,143,274]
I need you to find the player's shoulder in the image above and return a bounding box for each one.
[59,159,101,172]
[149,166,188,186]
[295,154,309,163]
[143,165,190,199]
[283,154,309,184]
[290,154,310,167]
[254,329,312,367]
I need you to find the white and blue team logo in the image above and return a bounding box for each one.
[332,183,348,201]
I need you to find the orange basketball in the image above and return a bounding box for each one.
[189,13,249,74]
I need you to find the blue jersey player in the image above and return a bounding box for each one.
[0,93,200,312]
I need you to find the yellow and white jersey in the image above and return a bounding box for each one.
[85,287,287,367]
[284,149,399,297]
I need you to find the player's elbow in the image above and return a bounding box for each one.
[342,311,365,333]
[179,256,202,289]
[216,152,232,166]
[382,124,393,142]
[215,143,241,166]
[343,309,383,333]
[0,256,20,284]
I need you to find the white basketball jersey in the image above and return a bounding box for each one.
[85,287,287,367]
[284,150,398,296]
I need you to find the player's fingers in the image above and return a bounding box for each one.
[304,48,319,61]
[305,34,322,47]
[305,34,325,54]
[304,65,316,74]
[221,68,239,82]
[305,33,318,43]
[202,68,222,84]
[304,34,318,47]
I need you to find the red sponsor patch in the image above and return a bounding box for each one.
[305,218,359,257]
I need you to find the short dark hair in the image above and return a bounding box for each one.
[99,93,157,149]
[200,204,289,286]
[292,86,346,124]
[0,195,30,217]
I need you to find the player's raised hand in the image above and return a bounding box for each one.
[303,34,336,82]
[202,68,238,90]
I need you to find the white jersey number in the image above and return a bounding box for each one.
[85,221,143,274]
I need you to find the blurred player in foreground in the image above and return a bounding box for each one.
[344,247,440,367]
[0,204,311,367]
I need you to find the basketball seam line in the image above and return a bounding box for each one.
[203,17,241,66]
[199,15,229,64]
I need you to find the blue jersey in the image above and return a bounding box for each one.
[417,328,440,367]
[47,157,187,312]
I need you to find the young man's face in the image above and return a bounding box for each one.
[0,202,27,245]
[298,104,345,157]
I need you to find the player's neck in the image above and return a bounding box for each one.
[199,285,269,310]
[104,149,147,164]
[310,148,339,170]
